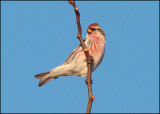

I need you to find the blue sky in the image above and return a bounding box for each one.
[1,1,159,113]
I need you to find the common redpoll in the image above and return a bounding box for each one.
[35,23,106,87]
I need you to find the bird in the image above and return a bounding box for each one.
[34,23,106,87]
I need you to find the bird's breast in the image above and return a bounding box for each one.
[89,37,105,57]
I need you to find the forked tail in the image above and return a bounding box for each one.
[34,64,70,87]
[34,72,54,87]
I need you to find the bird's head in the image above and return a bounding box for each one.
[87,23,105,37]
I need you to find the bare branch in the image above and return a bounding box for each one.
[68,0,94,113]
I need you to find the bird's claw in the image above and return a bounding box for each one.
[85,79,93,85]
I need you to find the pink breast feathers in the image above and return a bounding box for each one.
[89,37,105,58]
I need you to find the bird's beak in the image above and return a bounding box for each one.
[87,28,92,34]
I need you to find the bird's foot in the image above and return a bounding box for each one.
[85,79,93,85]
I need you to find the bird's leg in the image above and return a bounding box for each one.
[85,78,93,85]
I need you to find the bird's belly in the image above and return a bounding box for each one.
[70,41,105,77]
[71,51,88,77]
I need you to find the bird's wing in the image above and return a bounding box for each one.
[64,39,91,64]
[64,44,82,63]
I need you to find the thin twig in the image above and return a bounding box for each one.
[68,0,94,113]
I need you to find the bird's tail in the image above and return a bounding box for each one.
[34,64,70,87]
[34,71,54,87]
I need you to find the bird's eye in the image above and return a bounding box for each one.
[92,28,96,31]
[87,28,99,34]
